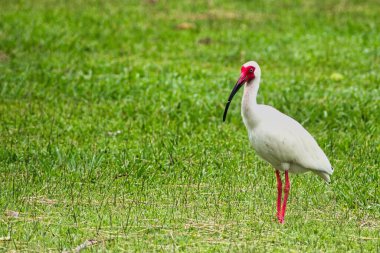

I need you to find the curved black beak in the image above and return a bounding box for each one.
[223,74,246,122]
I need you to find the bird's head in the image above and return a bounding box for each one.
[238,61,261,84]
[223,61,261,122]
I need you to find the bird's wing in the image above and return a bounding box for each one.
[253,107,333,175]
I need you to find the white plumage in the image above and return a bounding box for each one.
[223,61,333,223]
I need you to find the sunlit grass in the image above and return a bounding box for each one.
[0,0,379,251]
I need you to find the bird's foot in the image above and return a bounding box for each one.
[278,216,285,224]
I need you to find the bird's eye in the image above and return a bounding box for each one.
[249,68,254,73]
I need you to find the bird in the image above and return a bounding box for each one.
[223,61,333,223]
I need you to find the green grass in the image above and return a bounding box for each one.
[0,0,379,251]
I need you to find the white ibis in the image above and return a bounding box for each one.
[223,61,333,223]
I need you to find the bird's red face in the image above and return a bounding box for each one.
[238,65,256,84]
[223,64,256,122]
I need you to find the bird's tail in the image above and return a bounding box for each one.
[314,171,331,183]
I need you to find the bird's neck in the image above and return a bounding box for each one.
[242,77,260,128]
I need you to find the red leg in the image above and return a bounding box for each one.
[280,170,291,223]
[275,170,282,221]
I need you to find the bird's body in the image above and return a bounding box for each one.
[242,84,333,182]
[223,61,333,223]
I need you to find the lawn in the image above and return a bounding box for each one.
[0,0,379,251]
